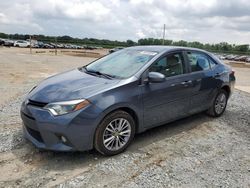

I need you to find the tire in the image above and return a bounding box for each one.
[94,110,135,156]
[206,89,228,117]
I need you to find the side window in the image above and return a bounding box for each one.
[187,52,210,72]
[209,58,217,68]
[149,53,184,77]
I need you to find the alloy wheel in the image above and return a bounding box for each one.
[214,93,227,114]
[103,118,131,151]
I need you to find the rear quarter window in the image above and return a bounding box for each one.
[209,58,217,68]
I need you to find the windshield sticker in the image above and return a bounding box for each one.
[139,51,158,56]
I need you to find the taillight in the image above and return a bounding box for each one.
[229,70,235,82]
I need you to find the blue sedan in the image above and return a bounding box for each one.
[21,46,235,155]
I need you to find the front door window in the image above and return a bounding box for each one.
[149,53,185,77]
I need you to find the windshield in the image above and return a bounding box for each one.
[85,49,157,79]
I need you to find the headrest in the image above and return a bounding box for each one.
[197,57,208,69]
[167,56,179,66]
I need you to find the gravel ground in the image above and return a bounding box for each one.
[0,89,249,188]
[0,48,249,187]
[59,90,250,188]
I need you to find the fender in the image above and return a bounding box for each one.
[96,102,144,133]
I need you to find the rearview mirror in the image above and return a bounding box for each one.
[148,72,165,83]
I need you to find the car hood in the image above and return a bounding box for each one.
[28,69,120,103]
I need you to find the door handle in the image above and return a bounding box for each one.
[181,80,192,87]
[181,80,192,84]
[171,80,192,87]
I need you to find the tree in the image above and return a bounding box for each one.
[173,40,188,47]
[234,45,249,52]
[1,32,250,53]
[0,33,8,39]
[126,40,135,46]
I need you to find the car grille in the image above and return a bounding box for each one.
[27,100,48,108]
[26,126,44,143]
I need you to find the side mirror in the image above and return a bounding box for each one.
[148,72,165,83]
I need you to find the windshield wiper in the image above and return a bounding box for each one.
[82,67,116,79]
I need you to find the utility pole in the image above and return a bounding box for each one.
[55,37,57,55]
[162,24,166,45]
[29,35,32,54]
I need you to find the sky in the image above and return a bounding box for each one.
[0,0,250,44]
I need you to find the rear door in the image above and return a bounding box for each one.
[184,51,219,114]
[141,51,193,128]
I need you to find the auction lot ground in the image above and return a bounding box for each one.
[0,47,249,187]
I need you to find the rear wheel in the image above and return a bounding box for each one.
[207,89,228,117]
[94,110,135,156]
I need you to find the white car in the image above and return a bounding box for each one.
[14,40,30,47]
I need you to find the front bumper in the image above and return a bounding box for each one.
[21,101,103,152]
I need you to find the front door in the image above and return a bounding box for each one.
[141,52,193,128]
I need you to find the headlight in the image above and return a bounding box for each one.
[44,99,90,116]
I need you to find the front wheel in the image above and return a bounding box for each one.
[207,89,228,117]
[94,110,135,156]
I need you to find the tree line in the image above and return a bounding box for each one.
[138,38,250,54]
[0,32,249,54]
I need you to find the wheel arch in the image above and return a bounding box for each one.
[113,107,139,132]
[98,104,142,134]
[221,85,231,97]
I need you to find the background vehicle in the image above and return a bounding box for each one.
[21,46,235,156]
[217,54,226,60]
[225,54,236,60]
[0,38,4,45]
[3,39,14,46]
[14,40,30,47]
[85,45,97,50]
[109,47,124,53]
[234,55,247,61]
[43,43,54,48]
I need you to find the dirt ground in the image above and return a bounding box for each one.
[223,60,250,93]
[0,47,249,188]
[232,67,250,93]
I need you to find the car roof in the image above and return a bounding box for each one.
[127,45,209,54]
